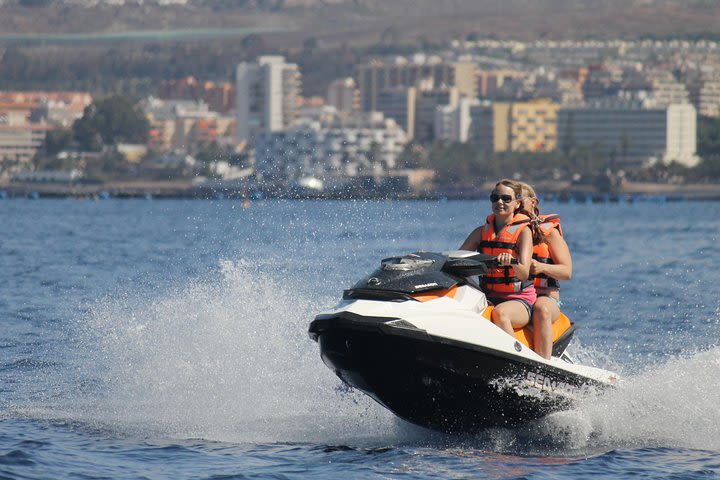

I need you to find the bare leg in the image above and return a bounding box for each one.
[491,300,530,336]
[532,296,561,359]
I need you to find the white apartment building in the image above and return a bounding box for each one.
[0,110,50,176]
[236,55,301,143]
[254,112,407,181]
[557,101,698,167]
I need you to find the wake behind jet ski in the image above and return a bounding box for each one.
[309,250,618,433]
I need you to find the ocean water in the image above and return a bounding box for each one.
[1,198,719,479]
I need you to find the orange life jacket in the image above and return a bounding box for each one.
[530,214,563,289]
[478,213,531,294]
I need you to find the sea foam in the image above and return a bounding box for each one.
[65,258,406,444]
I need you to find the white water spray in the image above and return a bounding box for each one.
[67,259,409,444]
[536,346,720,452]
[43,257,720,452]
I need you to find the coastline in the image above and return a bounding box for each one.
[2,180,720,201]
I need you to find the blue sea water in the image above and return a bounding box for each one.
[1,198,719,479]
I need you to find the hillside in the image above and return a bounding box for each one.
[1,0,719,98]
[1,0,719,47]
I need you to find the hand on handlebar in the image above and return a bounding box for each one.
[496,252,515,266]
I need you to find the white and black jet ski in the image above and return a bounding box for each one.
[308,250,619,433]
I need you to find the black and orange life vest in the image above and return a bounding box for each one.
[477,213,531,294]
[530,214,563,289]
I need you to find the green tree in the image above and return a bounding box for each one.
[396,141,425,169]
[426,140,482,183]
[194,141,230,164]
[43,128,73,155]
[73,95,150,151]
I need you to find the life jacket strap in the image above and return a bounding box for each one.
[482,277,522,285]
[479,240,516,250]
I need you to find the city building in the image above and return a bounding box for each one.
[141,97,234,153]
[467,99,559,153]
[0,92,92,176]
[646,72,690,107]
[557,101,698,167]
[467,101,496,153]
[235,55,302,143]
[435,97,479,143]
[326,78,360,115]
[375,87,416,139]
[698,79,720,117]
[477,69,529,100]
[0,112,52,176]
[414,86,459,144]
[158,76,235,113]
[0,91,92,128]
[355,55,476,112]
[375,84,459,144]
[254,112,407,183]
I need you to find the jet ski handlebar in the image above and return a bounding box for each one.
[441,251,517,277]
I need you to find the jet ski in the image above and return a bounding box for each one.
[308,250,619,433]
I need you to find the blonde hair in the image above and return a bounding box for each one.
[518,181,539,217]
[516,181,546,245]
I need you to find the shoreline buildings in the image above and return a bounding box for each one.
[0,91,92,178]
[2,38,713,185]
[235,55,301,144]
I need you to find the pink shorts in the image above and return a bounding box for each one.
[487,286,537,317]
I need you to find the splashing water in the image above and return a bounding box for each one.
[50,259,409,444]
[534,346,720,453]
[22,256,720,454]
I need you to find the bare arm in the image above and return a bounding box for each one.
[512,227,533,281]
[459,226,483,251]
[530,228,572,280]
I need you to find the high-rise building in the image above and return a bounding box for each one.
[467,99,559,153]
[414,87,459,144]
[375,85,458,144]
[355,56,476,113]
[376,87,416,139]
[235,56,301,143]
[557,101,698,167]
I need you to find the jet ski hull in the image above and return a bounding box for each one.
[311,311,604,433]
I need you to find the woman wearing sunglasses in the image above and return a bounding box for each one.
[518,182,572,359]
[460,179,536,337]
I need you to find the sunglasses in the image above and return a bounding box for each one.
[490,193,515,203]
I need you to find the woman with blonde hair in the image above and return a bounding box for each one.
[518,182,573,359]
[460,179,536,336]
